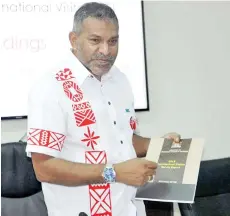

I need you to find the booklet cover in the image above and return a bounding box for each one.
[135,138,204,203]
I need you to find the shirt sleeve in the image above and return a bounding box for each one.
[26,75,67,158]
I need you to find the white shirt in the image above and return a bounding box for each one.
[26,50,146,216]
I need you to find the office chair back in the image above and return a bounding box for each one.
[1,142,48,216]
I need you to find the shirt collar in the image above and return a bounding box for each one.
[63,49,115,85]
[65,49,91,85]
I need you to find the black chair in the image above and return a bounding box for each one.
[145,201,173,216]
[179,157,230,216]
[1,142,48,216]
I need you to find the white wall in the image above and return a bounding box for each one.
[1,1,230,160]
[138,1,230,160]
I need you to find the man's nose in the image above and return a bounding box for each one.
[98,42,109,56]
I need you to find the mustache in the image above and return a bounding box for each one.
[92,53,116,62]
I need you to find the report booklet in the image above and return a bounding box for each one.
[135,138,204,203]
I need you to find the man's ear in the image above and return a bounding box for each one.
[69,31,78,49]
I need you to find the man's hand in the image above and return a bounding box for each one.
[114,158,157,187]
[162,132,181,143]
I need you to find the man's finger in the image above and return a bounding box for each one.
[146,169,156,176]
[145,161,158,169]
[167,134,181,143]
[175,137,180,143]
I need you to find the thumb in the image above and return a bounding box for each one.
[175,137,180,143]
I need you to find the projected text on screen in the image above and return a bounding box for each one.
[1,1,148,119]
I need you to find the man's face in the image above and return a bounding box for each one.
[70,17,119,77]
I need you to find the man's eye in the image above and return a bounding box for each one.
[90,39,100,43]
[109,39,118,45]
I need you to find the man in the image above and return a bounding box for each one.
[26,2,180,216]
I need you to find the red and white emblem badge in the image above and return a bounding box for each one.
[130,116,137,131]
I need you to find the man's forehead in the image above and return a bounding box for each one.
[82,17,118,35]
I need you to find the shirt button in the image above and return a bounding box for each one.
[113,121,116,125]
[108,101,111,105]
[120,140,123,144]
[79,213,88,216]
